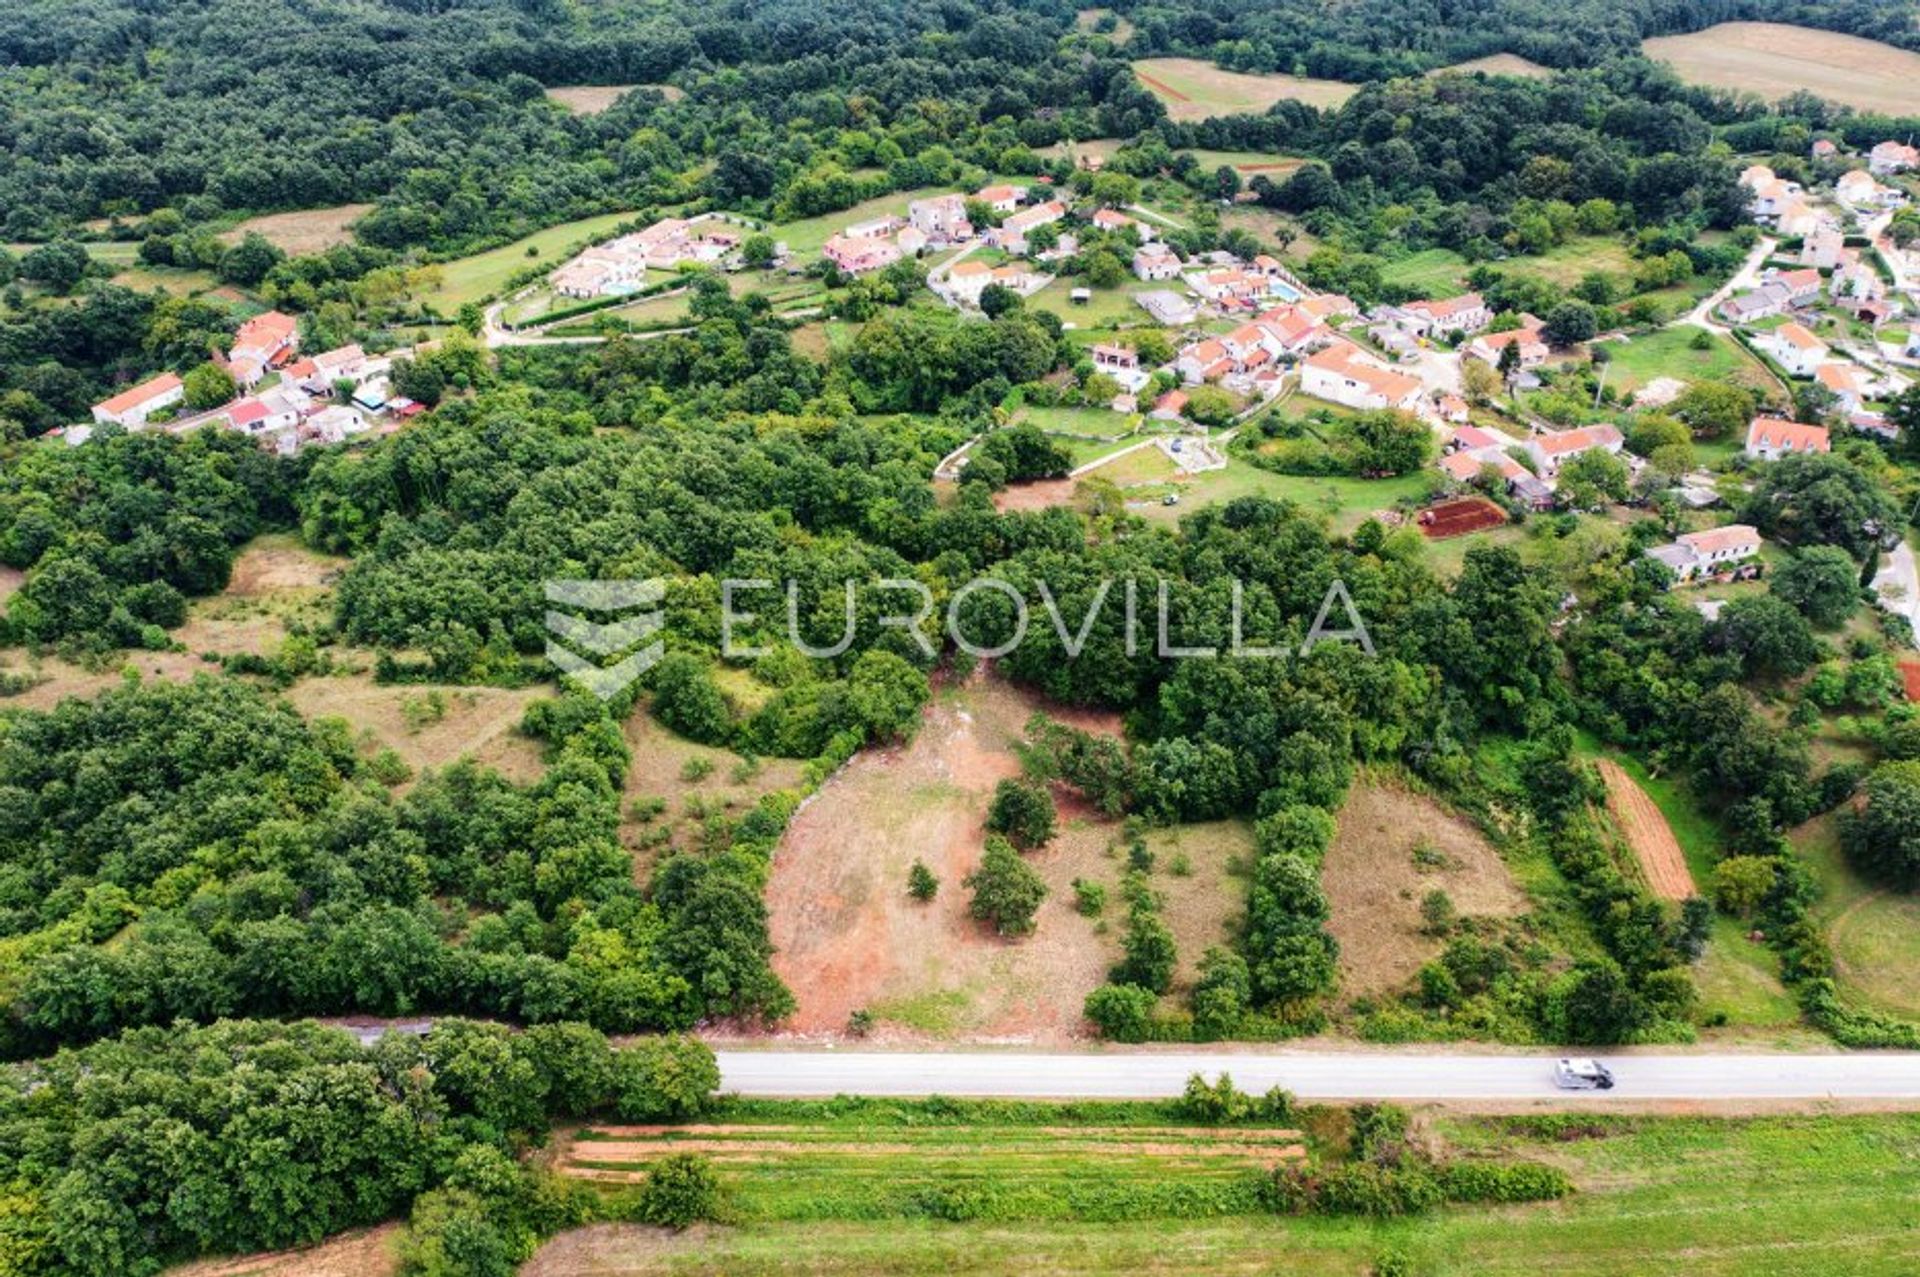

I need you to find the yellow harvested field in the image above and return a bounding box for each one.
[220,204,372,255]
[1132,58,1357,120]
[1643,23,1920,115]
[1432,53,1552,78]
[545,83,682,114]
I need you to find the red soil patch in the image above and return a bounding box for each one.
[1596,759,1697,900]
[992,477,1083,512]
[1417,497,1507,539]
[761,672,1129,1043]
[1899,662,1920,702]
[1133,68,1191,102]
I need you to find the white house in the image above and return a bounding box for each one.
[1756,322,1829,377]
[1524,423,1624,477]
[1465,321,1548,369]
[1394,293,1490,338]
[1745,416,1831,460]
[1132,244,1181,281]
[1814,361,1870,411]
[1646,524,1763,582]
[91,373,184,429]
[908,194,971,241]
[1837,169,1906,211]
[1299,342,1423,411]
[1869,141,1920,176]
[992,200,1066,254]
[974,184,1028,214]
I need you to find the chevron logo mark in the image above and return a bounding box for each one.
[543,578,665,700]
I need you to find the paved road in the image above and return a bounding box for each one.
[1683,233,1776,332]
[715,1050,1920,1102]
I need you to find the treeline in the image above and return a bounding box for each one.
[0,1017,721,1277]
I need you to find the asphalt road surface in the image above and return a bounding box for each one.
[716,1050,1920,1102]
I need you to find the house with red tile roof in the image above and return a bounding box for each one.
[1755,321,1828,377]
[91,373,184,429]
[1869,141,1919,176]
[1465,321,1548,369]
[229,311,298,368]
[1524,423,1623,476]
[1394,292,1490,338]
[1745,416,1830,460]
[974,184,1028,214]
[1647,524,1763,582]
[1299,342,1423,411]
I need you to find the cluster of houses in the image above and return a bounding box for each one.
[550,214,749,298]
[1436,420,1623,509]
[85,311,406,455]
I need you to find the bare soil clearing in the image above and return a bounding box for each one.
[283,679,550,786]
[1433,53,1551,78]
[762,673,1151,1043]
[992,476,1085,512]
[1596,759,1698,900]
[545,84,683,113]
[1643,23,1920,115]
[1322,779,1527,998]
[162,1225,401,1277]
[221,205,372,255]
[1132,58,1357,120]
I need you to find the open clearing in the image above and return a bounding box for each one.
[1322,778,1527,998]
[1433,53,1552,78]
[1131,58,1357,120]
[162,1225,400,1277]
[1595,759,1697,900]
[419,210,644,312]
[221,205,372,256]
[761,673,1248,1043]
[545,83,683,113]
[1794,813,1920,1021]
[619,707,807,878]
[1643,22,1920,115]
[1074,8,1133,43]
[282,679,550,788]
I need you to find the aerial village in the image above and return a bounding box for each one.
[72,135,1920,605]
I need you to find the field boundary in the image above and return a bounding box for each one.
[1596,758,1698,900]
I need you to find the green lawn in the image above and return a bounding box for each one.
[1139,460,1433,535]
[1381,248,1472,294]
[419,210,645,312]
[1792,813,1920,1022]
[1599,327,1772,394]
[1018,403,1139,440]
[546,1108,1920,1276]
[1030,279,1175,330]
[772,187,947,256]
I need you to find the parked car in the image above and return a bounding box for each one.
[1553,1058,1615,1090]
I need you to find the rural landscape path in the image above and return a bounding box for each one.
[715,1049,1920,1102]
[1681,233,1777,332]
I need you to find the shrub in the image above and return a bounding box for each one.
[633,1153,722,1229]
[1433,1160,1574,1204]
[964,835,1047,937]
[986,777,1057,850]
[1083,982,1157,1042]
[613,1035,720,1121]
[907,860,939,902]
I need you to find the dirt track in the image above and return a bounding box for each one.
[1596,759,1698,900]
